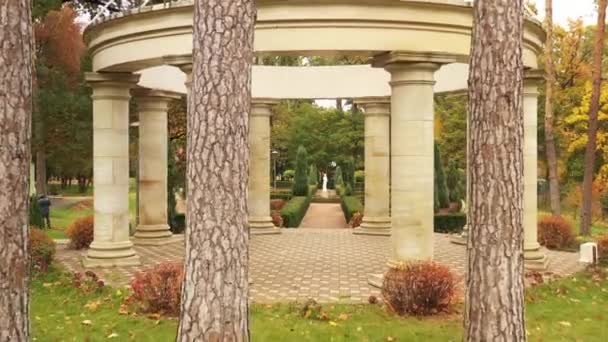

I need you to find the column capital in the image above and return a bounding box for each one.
[163,54,193,74]
[372,51,458,69]
[353,97,390,117]
[251,98,280,117]
[133,88,183,112]
[86,72,141,100]
[524,69,543,95]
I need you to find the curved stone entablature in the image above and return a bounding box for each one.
[85,0,545,73]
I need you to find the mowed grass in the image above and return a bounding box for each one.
[46,191,137,240]
[31,266,608,341]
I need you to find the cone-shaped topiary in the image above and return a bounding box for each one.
[342,158,355,189]
[292,146,309,196]
[308,164,318,186]
[446,162,464,203]
[434,142,449,208]
[334,166,344,188]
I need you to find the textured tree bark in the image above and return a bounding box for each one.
[176,0,255,340]
[580,0,607,236]
[0,0,33,340]
[465,0,526,341]
[544,0,561,215]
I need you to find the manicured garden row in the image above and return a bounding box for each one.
[280,185,316,228]
[434,213,467,233]
[340,195,363,223]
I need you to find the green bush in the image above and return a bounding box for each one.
[292,146,309,196]
[170,214,186,234]
[280,185,316,228]
[446,162,464,203]
[354,170,365,182]
[342,159,355,189]
[271,191,292,201]
[308,164,318,186]
[283,169,295,181]
[29,195,44,228]
[334,166,344,188]
[434,143,449,208]
[341,196,363,223]
[434,214,466,233]
[274,180,293,189]
[281,197,311,228]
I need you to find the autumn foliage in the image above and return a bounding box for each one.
[538,215,576,250]
[66,216,94,250]
[130,262,184,316]
[35,6,85,80]
[382,262,457,316]
[30,228,56,272]
[596,235,608,263]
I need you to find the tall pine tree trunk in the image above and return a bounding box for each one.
[0,0,33,340]
[544,0,561,215]
[35,147,46,194]
[176,0,255,340]
[580,0,607,236]
[465,0,526,340]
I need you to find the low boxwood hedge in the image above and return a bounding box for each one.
[280,185,317,228]
[270,191,292,201]
[340,196,363,223]
[434,213,466,233]
[273,180,293,189]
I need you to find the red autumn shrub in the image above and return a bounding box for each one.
[350,212,363,228]
[30,228,56,272]
[270,199,287,211]
[130,262,184,316]
[66,216,94,249]
[538,215,575,249]
[382,261,457,316]
[596,235,608,263]
[271,210,283,228]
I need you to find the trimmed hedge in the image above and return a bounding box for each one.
[274,180,293,189]
[341,196,363,223]
[280,185,316,228]
[170,214,186,234]
[434,214,466,233]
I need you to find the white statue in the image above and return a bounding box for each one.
[322,172,328,192]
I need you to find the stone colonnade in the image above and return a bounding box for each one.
[84,53,544,269]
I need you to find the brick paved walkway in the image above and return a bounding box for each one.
[56,230,585,303]
[300,203,349,229]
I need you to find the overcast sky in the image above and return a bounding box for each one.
[534,0,597,25]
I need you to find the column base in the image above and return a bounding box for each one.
[83,240,141,268]
[133,224,174,246]
[524,247,549,271]
[353,217,391,236]
[249,217,281,235]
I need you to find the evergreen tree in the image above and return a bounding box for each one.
[446,162,464,202]
[29,195,44,228]
[292,146,309,196]
[334,165,344,187]
[434,142,450,208]
[308,164,318,186]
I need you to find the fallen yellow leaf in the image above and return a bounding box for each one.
[107,333,119,339]
[559,321,571,327]
[328,321,338,327]
[81,320,92,326]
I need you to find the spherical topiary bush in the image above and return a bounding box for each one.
[66,216,94,250]
[538,215,575,250]
[30,228,56,272]
[382,261,456,316]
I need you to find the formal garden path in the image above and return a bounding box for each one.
[55,230,585,304]
[300,203,349,229]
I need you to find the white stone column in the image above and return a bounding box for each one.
[374,52,455,266]
[524,70,548,270]
[249,99,281,235]
[353,97,391,236]
[84,72,141,268]
[132,89,181,245]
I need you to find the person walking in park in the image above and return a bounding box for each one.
[37,194,52,229]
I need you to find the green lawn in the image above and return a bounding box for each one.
[31,266,608,341]
[48,183,94,197]
[47,191,137,240]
